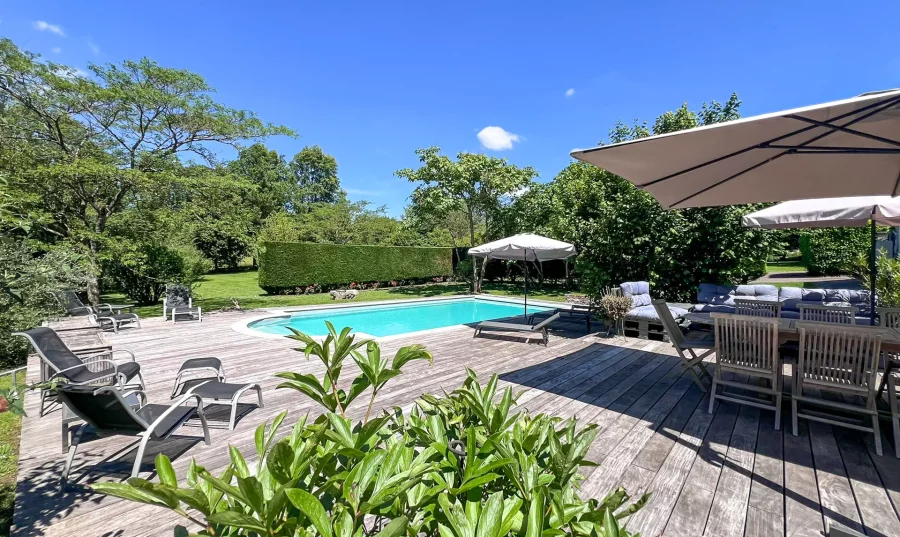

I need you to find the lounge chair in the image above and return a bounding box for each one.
[89,312,142,333]
[14,327,144,414]
[163,284,202,323]
[171,357,264,430]
[57,384,210,489]
[54,290,133,317]
[474,312,561,345]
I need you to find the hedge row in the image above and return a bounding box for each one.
[258,242,453,293]
[800,228,870,276]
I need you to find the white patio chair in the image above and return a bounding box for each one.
[709,313,783,429]
[793,321,884,455]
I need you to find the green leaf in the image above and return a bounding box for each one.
[525,489,544,537]
[237,476,265,515]
[602,507,620,537]
[453,473,501,495]
[373,516,408,537]
[229,445,250,479]
[326,412,355,448]
[476,492,503,537]
[207,511,268,533]
[154,454,177,487]
[90,482,172,508]
[286,488,333,537]
[266,440,295,484]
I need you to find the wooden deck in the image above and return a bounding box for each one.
[12,308,900,537]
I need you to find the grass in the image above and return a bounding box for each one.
[0,371,25,536]
[766,260,807,273]
[103,271,569,318]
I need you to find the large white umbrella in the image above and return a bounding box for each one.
[468,233,577,317]
[570,90,900,209]
[742,196,900,322]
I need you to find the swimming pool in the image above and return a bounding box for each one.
[247,298,550,338]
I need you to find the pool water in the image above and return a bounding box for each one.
[249,298,550,337]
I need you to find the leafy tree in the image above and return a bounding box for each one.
[0,39,294,303]
[396,147,537,247]
[229,143,294,222]
[289,145,345,208]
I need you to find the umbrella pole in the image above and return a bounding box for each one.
[871,219,877,325]
[524,249,528,320]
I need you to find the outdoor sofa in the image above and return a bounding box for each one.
[691,283,873,324]
[620,281,688,340]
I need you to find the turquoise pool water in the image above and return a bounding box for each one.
[248,298,550,337]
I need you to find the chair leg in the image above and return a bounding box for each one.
[889,374,900,458]
[196,405,211,445]
[60,425,84,492]
[131,434,152,478]
[774,391,783,431]
[256,385,264,409]
[707,378,717,414]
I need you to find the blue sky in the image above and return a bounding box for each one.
[4,1,900,216]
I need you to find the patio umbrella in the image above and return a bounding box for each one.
[742,196,900,323]
[468,233,577,318]
[570,89,900,209]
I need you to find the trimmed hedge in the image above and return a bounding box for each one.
[258,242,453,292]
[800,228,870,276]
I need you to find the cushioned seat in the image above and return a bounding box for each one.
[620,281,687,322]
[627,304,688,320]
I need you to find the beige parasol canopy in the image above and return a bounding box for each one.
[571,90,900,209]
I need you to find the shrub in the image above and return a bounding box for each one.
[800,228,870,276]
[258,242,453,293]
[103,241,211,305]
[599,295,632,336]
[855,251,900,307]
[93,323,648,536]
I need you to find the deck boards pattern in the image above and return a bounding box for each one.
[11,309,900,536]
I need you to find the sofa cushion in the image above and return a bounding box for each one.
[692,303,736,314]
[627,304,688,320]
[734,284,779,301]
[620,281,651,308]
[697,283,734,305]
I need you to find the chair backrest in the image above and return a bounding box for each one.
[877,307,900,328]
[796,321,881,392]
[55,385,148,433]
[533,312,561,331]
[733,298,782,318]
[799,304,856,324]
[652,300,685,347]
[711,313,780,374]
[620,281,651,308]
[165,284,192,307]
[13,327,93,381]
[55,290,90,315]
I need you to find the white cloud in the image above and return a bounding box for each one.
[476,126,521,151]
[565,88,575,97]
[87,40,100,54]
[33,21,65,36]
[51,47,61,54]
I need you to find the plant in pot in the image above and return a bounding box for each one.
[599,295,632,337]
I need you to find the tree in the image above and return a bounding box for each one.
[229,143,293,222]
[0,39,294,302]
[289,145,344,208]
[396,148,537,246]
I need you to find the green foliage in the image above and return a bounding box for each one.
[258,242,453,291]
[229,143,294,222]
[397,148,537,248]
[855,251,900,307]
[290,145,345,208]
[800,228,870,276]
[94,325,646,537]
[0,243,90,368]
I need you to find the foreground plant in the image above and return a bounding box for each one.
[93,324,648,537]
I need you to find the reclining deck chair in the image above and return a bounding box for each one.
[56,384,210,489]
[474,312,561,345]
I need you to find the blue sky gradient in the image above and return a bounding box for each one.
[4,1,900,215]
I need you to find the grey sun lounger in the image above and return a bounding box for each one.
[171,357,263,430]
[474,312,561,345]
[57,384,210,489]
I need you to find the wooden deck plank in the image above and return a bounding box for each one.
[834,430,900,537]
[745,409,785,537]
[807,422,864,534]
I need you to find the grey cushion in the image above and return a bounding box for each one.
[697,283,734,305]
[627,304,688,320]
[734,284,779,301]
[692,303,736,314]
[620,281,651,308]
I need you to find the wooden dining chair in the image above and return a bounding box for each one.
[709,313,783,429]
[793,321,884,455]
[734,298,782,318]
[652,300,713,391]
[798,304,857,324]
[877,306,900,457]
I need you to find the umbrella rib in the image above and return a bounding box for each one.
[763,145,900,154]
[785,114,900,148]
[640,93,900,190]
[669,94,900,208]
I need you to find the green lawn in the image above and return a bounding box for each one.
[104,271,568,318]
[0,371,25,536]
[766,260,807,273]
